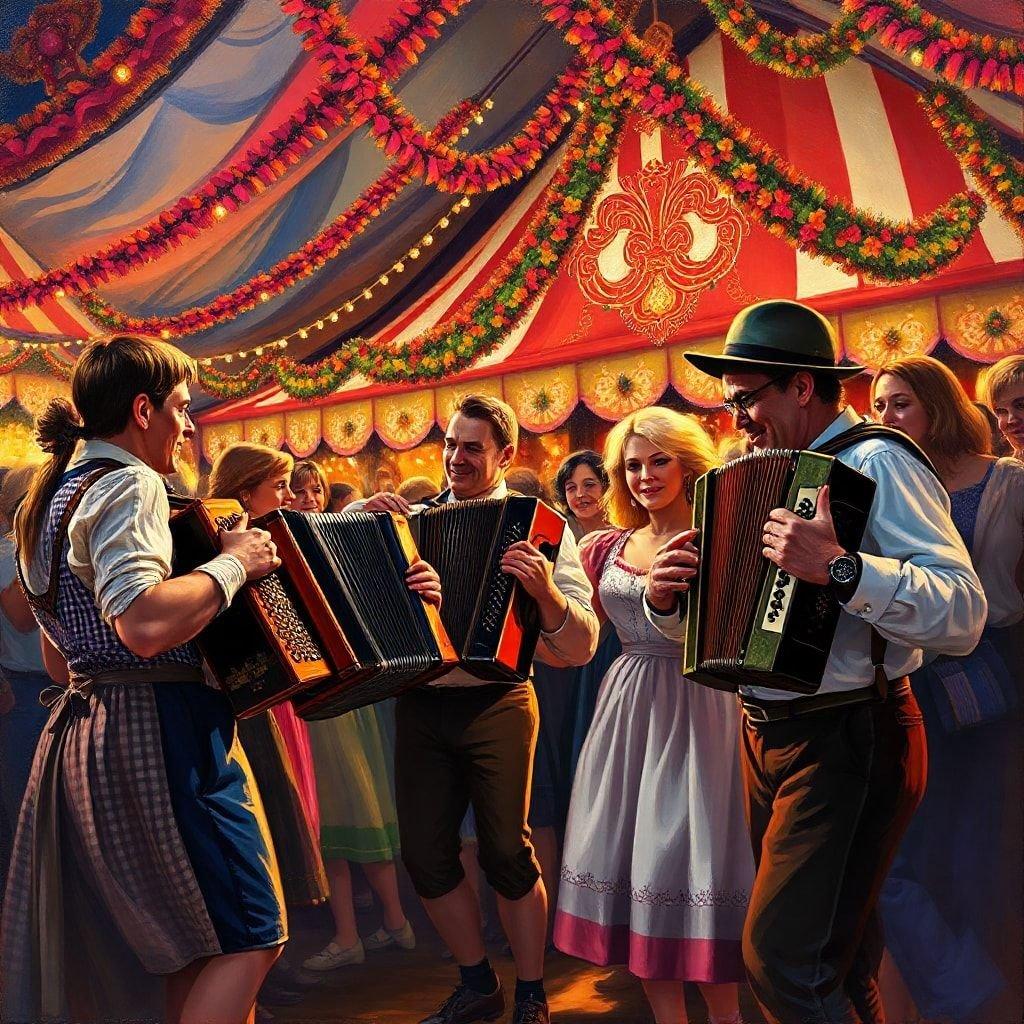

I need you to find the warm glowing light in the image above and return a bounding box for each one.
[112,63,133,85]
[363,288,373,300]
[259,290,271,302]
[379,274,389,286]
[54,287,66,298]
[910,49,924,66]
[460,127,470,136]
[394,261,405,273]
[160,329,171,340]
[299,329,308,339]
[473,114,484,125]
[344,302,355,313]
[422,233,434,246]
[409,247,421,259]
[316,320,324,330]
[254,346,263,356]
[439,217,450,229]
[460,197,471,209]
[330,311,339,322]
[212,203,229,221]
[484,98,494,110]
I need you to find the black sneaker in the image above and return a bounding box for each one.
[418,982,505,1024]
[512,996,550,1024]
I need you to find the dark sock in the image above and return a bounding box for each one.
[515,978,546,1004]
[459,957,498,995]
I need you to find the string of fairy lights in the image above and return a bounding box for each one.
[4,100,492,368]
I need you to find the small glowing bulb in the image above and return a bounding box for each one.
[254,346,263,356]
[439,217,450,229]
[278,339,289,349]
[422,233,434,246]
[223,353,233,363]
[299,329,308,339]
[238,350,247,358]
[112,63,133,85]
[316,320,324,330]
[409,247,420,259]
[330,312,339,323]
[54,287,66,298]
[212,203,229,221]
[160,329,171,340]
[473,114,484,125]
[460,126,470,136]
[576,100,586,112]
[484,98,494,110]
[362,288,373,300]
[909,48,924,66]
[461,197,471,209]
[379,274,389,286]
[344,302,355,313]
[394,261,405,273]
[259,290,271,302]
[63,340,72,348]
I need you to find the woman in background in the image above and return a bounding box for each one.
[873,356,1024,1023]
[556,409,751,1024]
[552,451,621,781]
[285,458,420,971]
[979,353,1024,462]
[0,465,51,885]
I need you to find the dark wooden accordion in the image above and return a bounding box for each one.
[683,450,875,694]
[410,496,567,683]
[169,500,457,718]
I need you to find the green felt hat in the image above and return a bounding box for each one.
[685,300,864,379]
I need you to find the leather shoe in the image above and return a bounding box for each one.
[418,982,505,1023]
[513,997,550,1024]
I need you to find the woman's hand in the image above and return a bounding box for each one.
[645,529,700,614]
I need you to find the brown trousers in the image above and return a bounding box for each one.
[395,683,541,901]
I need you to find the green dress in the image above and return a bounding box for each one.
[307,704,400,863]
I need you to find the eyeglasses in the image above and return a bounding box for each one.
[722,374,790,416]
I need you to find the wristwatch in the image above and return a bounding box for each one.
[828,551,862,603]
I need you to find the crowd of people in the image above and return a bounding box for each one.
[0,307,1020,1024]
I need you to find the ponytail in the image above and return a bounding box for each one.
[15,399,85,561]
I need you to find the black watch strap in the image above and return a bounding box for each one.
[830,551,862,604]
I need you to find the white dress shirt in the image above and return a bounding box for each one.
[21,439,245,623]
[349,479,599,687]
[647,407,987,699]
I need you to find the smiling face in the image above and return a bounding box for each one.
[290,474,325,513]
[872,373,931,447]
[140,380,194,475]
[443,411,514,500]
[992,381,1024,454]
[623,434,685,514]
[721,371,811,451]
[564,463,606,524]
[244,469,296,518]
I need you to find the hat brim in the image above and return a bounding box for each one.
[684,352,865,380]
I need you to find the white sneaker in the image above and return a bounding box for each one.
[301,939,365,971]
[363,920,416,952]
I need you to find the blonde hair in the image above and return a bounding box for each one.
[207,442,293,506]
[977,354,1024,409]
[872,356,990,467]
[15,335,196,559]
[291,459,330,511]
[603,407,718,529]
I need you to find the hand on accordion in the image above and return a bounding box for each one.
[362,492,413,515]
[218,512,282,580]
[762,484,845,585]
[646,529,700,614]
[405,557,443,608]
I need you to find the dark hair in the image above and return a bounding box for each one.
[16,335,196,560]
[454,394,519,452]
[328,481,360,511]
[774,369,844,406]
[505,467,550,503]
[553,450,609,507]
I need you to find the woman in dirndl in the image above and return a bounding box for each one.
[1,335,286,1024]
[554,408,753,1024]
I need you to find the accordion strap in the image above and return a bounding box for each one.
[815,422,941,483]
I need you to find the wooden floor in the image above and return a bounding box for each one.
[270,903,767,1024]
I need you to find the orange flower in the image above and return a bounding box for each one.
[807,208,827,231]
[756,187,773,208]
[859,236,884,258]
[716,138,735,160]
[562,196,582,213]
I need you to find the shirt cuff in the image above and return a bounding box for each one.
[539,601,572,639]
[840,551,900,623]
[196,554,247,610]
[643,592,682,624]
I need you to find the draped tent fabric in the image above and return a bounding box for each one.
[200,31,1022,449]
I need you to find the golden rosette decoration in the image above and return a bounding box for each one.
[842,299,939,370]
[285,409,323,458]
[579,350,669,420]
[504,368,578,432]
[374,391,434,450]
[323,401,372,456]
[201,421,243,464]
[669,346,724,408]
[940,285,1024,362]
[244,414,285,451]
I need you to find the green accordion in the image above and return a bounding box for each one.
[684,449,875,694]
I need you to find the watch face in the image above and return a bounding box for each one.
[830,555,857,585]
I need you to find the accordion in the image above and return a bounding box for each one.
[410,496,567,683]
[169,500,457,718]
[683,450,875,694]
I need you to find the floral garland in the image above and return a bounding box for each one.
[0,0,472,315]
[921,85,1024,241]
[537,0,985,282]
[701,0,1023,95]
[288,0,587,192]
[0,0,228,189]
[194,88,623,398]
[0,348,32,376]
[83,98,483,337]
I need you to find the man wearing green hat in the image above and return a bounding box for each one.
[644,300,986,1024]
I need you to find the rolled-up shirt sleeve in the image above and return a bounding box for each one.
[535,529,599,667]
[68,469,174,623]
[643,593,687,642]
[840,448,987,656]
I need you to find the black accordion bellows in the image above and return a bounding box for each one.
[411,496,566,682]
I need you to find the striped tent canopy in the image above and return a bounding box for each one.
[200,31,1023,454]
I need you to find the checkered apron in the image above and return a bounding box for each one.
[1,463,223,1022]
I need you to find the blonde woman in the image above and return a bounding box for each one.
[978,354,1024,462]
[207,444,328,913]
[285,459,419,970]
[872,357,1024,1023]
[555,408,751,1024]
